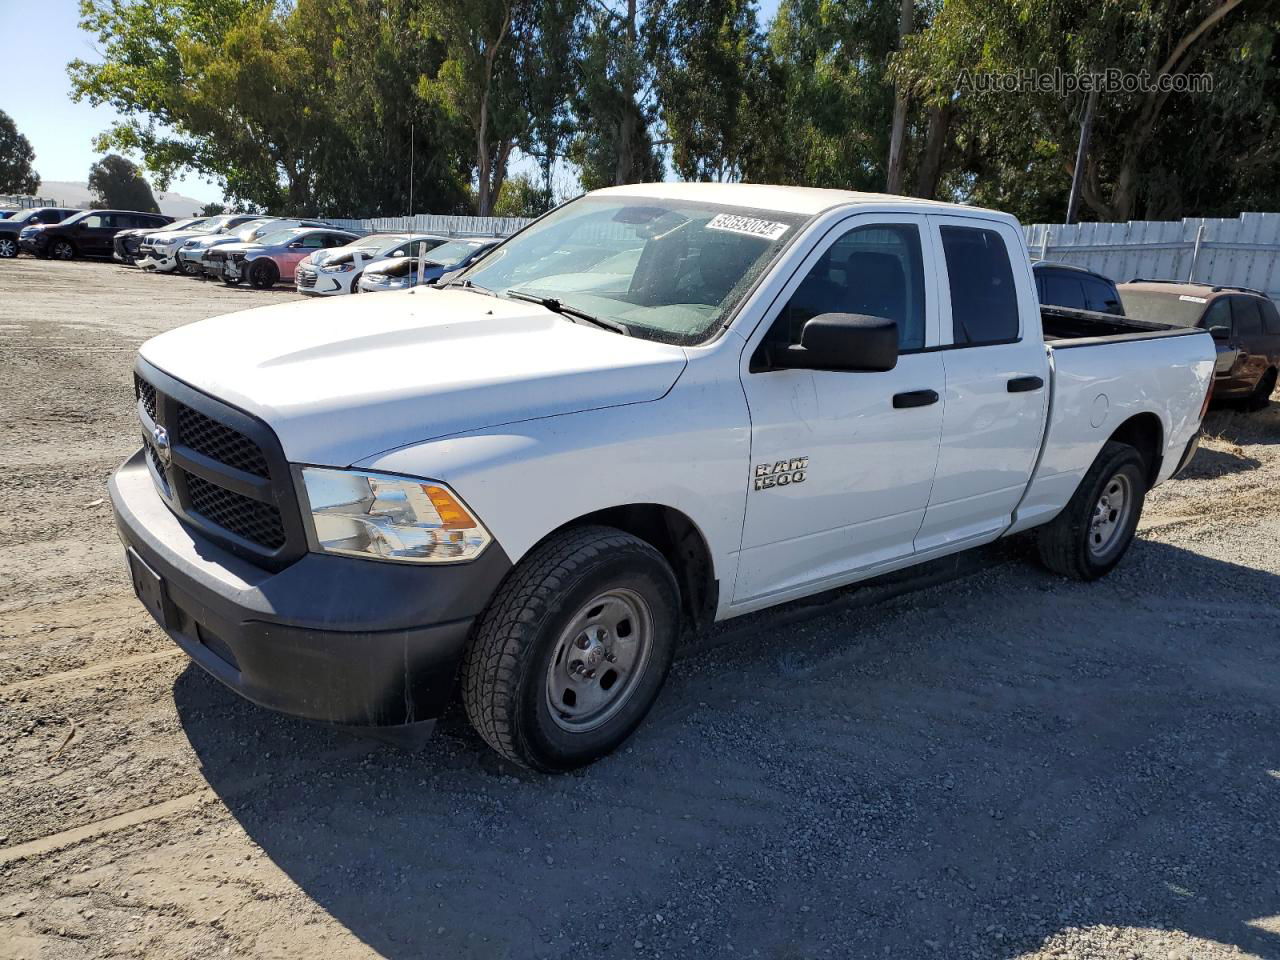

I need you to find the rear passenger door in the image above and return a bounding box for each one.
[1230,297,1269,388]
[915,216,1050,552]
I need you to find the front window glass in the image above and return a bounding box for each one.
[767,223,927,352]
[461,195,808,344]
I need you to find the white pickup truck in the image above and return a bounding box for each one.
[110,184,1215,771]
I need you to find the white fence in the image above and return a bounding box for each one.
[1024,211,1280,300]
[329,213,532,238]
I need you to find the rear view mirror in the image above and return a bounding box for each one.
[1208,325,1231,340]
[771,314,899,373]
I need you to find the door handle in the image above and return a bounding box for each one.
[892,389,940,409]
[1007,375,1044,393]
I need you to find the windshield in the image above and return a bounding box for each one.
[461,195,806,344]
[230,219,274,241]
[425,240,485,266]
[350,234,408,255]
[255,228,302,246]
[164,217,204,231]
[1119,290,1209,328]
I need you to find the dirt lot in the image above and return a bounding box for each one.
[2,255,1279,960]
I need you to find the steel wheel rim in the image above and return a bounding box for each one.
[1088,472,1132,557]
[545,587,653,733]
[0,238,14,257]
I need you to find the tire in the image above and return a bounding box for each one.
[0,236,16,259]
[248,259,278,289]
[51,240,75,261]
[460,525,680,772]
[350,272,362,293]
[1245,368,1276,412]
[1037,441,1147,581]
[179,259,200,277]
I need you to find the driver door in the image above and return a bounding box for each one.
[733,214,945,606]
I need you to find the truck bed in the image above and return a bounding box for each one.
[1041,304,1202,348]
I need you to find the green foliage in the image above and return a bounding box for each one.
[652,0,770,181]
[493,172,552,216]
[198,202,227,216]
[87,154,160,212]
[64,0,1280,223]
[0,110,41,196]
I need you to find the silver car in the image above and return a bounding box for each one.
[356,237,500,293]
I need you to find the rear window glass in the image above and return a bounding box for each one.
[1041,272,1086,311]
[1232,297,1264,335]
[1117,290,1208,327]
[940,226,1019,345]
[1261,299,1280,335]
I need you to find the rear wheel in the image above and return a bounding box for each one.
[0,236,16,258]
[1246,368,1277,412]
[248,259,279,289]
[51,240,75,261]
[1037,441,1147,581]
[460,526,680,772]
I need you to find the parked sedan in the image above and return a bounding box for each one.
[356,237,500,293]
[20,209,173,260]
[0,206,80,258]
[1118,280,1280,409]
[181,217,330,279]
[137,213,262,274]
[114,216,210,265]
[210,227,360,288]
[296,233,448,296]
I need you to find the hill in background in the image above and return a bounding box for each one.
[37,181,210,217]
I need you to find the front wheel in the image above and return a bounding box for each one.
[0,236,16,258]
[460,526,680,772]
[248,259,279,289]
[51,240,75,261]
[1037,441,1147,581]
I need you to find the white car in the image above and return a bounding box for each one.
[295,233,448,296]
[112,183,1215,772]
[136,214,261,273]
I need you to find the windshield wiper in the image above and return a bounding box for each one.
[504,289,630,336]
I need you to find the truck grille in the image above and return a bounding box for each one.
[176,405,270,477]
[134,363,303,568]
[185,474,287,549]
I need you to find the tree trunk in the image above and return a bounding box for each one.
[885,0,914,194]
[614,0,639,186]
[911,102,952,199]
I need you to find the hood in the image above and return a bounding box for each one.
[139,288,688,466]
[192,234,244,250]
[212,241,266,255]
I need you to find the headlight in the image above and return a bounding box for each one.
[323,263,355,273]
[299,468,491,564]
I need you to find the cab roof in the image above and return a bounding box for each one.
[1118,279,1268,301]
[591,181,999,218]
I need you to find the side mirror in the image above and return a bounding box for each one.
[771,313,899,373]
[1208,325,1231,341]
[287,241,302,249]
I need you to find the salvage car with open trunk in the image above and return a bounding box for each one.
[110,184,1215,771]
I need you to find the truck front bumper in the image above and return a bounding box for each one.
[109,449,511,742]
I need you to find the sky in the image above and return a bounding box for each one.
[1,0,784,210]
[0,0,224,203]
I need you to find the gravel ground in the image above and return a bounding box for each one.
[2,256,1278,960]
